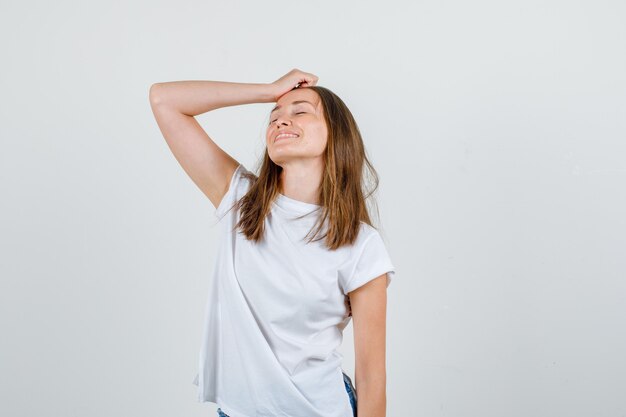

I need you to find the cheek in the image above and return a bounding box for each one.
[308,122,327,140]
[314,125,328,148]
[302,135,327,153]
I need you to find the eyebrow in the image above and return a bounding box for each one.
[270,100,315,114]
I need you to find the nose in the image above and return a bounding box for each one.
[273,115,291,127]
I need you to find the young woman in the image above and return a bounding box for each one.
[149,69,396,417]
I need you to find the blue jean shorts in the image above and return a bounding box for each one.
[217,371,357,416]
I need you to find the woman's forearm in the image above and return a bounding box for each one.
[149,80,275,116]
[356,381,386,417]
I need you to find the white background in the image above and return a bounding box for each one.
[1,0,625,416]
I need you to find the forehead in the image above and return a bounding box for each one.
[271,89,319,114]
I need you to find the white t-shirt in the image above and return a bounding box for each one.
[192,163,396,417]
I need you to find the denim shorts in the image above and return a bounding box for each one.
[217,371,357,417]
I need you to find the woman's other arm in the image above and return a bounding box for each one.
[350,273,389,417]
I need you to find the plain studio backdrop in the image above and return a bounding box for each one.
[1,0,625,416]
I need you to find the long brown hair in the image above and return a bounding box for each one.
[229,86,382,250]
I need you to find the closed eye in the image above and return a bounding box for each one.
[270,112,307,125]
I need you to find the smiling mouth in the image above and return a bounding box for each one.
[275,133,300,142]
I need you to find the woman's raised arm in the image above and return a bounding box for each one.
[148,80,275,209]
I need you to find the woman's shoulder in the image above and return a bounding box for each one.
[356,221,383,243]
[234,163,257,184]
[350,221,393,257]
[214,163,256,219]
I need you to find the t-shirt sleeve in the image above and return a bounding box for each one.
[214,163,253,219]
[340,231,396,295]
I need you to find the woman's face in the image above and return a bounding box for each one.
[266,88,328,166]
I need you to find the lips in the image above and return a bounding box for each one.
[274,131,300,142]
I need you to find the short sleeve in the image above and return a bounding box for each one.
[214,163,253,219]
[341,231,396,295]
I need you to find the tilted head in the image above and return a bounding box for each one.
[266,87,328,167]
[234,85,382,250]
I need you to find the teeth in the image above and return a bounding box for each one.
[276,134,298,140]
